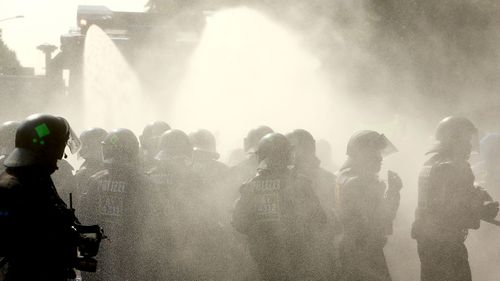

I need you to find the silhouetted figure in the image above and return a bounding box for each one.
[80,129,150,281]
[148,129,224,281]
[412,117,499,281]
[337,130,402,281]
[0,114,82,280]
[233,133,327,281]
[287,129,340,280]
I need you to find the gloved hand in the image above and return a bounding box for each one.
[388,170,403,193]
[481,201,500,221]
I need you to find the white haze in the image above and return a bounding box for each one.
[6,3,499,280]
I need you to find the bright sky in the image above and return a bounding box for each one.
[0,0,147,73]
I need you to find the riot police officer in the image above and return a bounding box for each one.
[411,116,499,281]
[79,128,150,281]
[232,133,327,281]
[336,130,402,281]
[74,127,108,206]
[287,129,340,279]
[0,114,82,280]
[189,129,231,220]
[149,129,224,281]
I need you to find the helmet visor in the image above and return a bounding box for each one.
[380,134,398,157]
[66,126,82,154]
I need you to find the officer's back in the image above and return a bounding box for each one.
[79,128,148,281]
[233,133,326,281]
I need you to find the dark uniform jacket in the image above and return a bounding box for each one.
[232,166,327,281]
[412,154,484,242]
[0,167,77,281]
[336,166,400,281]
[79,165,149,281]
[296,159,340,279]
[148,160,224,281]
[412,153,488,281]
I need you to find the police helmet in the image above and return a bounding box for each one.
[255,133,291,167]
[189,129,219,160]
[5,114,80,168]
[435,116,477,143]
[102,128,139,164]
[156,129,192,161]
[286,129,316,155]
[346,130,397,158]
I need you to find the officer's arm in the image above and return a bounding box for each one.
[382,182,401,235]
[231,184,253,235]
[339,178,369,237]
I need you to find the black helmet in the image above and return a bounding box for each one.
[435,116,477,143]
[346,130,397,158]
[255,133,291,168]
[102,128,139,164]
[156,129,192,161]
[5,114,80,168]
[189,129,219,160]
[244,125,274,153]
[139,121,171,151]
[0,121,20,156]
[429,116,478,154]
[79,127,108,160]
[286,129,316,155]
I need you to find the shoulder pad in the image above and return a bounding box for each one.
[339,175,366,188]
[429,161,457,177]
[90,169,110,181]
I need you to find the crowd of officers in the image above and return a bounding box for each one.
[0,113,498,281]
